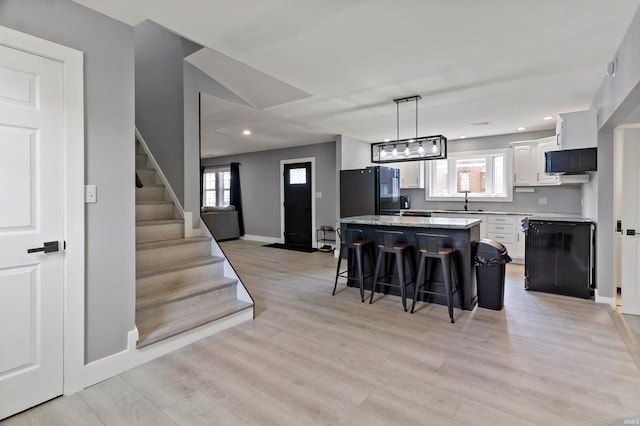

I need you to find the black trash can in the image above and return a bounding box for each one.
[474,239,512,310]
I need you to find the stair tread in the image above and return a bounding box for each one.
[136,200,173,206]
[137,235,210,251]
[136,255,223,278]
[137,300,253,348]
[136,183,164,188]
[136,276,237,310]
[136,219,184,227]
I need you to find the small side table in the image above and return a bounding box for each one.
[317,226,336,253]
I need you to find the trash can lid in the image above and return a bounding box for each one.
[476,238,509,256]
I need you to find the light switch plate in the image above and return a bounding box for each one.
[85,185,97,203]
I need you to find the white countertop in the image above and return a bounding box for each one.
[340,215,481,229]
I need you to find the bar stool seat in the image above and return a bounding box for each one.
[411,233,463,323]
[370,230,415,311]
[333,228,375,302]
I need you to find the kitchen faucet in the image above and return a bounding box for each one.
[464,191,469,211]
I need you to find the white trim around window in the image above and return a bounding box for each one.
[425,148,513,202]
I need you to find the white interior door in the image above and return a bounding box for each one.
[0,44,65,419]
[621,128,640,315]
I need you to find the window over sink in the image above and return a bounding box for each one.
[425,148,512,202]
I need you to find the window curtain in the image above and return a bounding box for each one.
[200,165,205,207]
[229,162,245,236]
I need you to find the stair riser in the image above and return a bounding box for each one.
[136,186,167,202]
[136,222,184,243]
[136,285,238,326]
[137,241,212,270]
[137,169,158,185]
[137,261,224,296]
[136,153,149,169]
[136,203,175,221]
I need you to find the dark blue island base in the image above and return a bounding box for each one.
[339,215,481,311]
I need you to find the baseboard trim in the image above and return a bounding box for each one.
[595,291,616,309]
[72,309,253,393]
[241,234,281,244]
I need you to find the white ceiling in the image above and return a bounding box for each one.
[74,0,640,157]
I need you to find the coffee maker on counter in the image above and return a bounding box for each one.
[400,195,411,209]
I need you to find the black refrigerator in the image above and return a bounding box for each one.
[523,218,595,299]
[340,166,400,217]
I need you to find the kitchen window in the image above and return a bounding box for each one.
[425,148,512,202]
[202,168,231,207]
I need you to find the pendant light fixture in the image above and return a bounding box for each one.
[371,95,447,163]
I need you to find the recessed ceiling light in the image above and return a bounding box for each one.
[470,121,490,127]
[517,127,526,131]
[383,138,390,142]
[543,116,553,120]
[243,130,251,135]
[460,135,467,139]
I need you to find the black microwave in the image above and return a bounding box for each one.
[545,148,597,175]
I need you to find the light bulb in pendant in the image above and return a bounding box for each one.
[380,147,387,158]
[418,143,425,155]
[431,141,439,153]
[404,144,410,156]
[392,145,398,156]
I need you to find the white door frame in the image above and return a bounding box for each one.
[0,26,85,394]
[616,123,640,315]
[280,157,316,245]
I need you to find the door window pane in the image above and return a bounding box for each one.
[289,168,307,184]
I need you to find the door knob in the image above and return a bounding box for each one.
[627,229,636,236]
[27,241,59,254]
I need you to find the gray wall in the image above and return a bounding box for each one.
[402,130,583,214]
[183,62,249,227]
[202,142,337,239]
[591,5,640,300]
[0,0,136,362]
[135,20,201,207]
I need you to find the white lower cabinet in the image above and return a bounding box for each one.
[430,213,487,238]
[515,215,527,261]
[430,213,526,263]
[486,215,516,261]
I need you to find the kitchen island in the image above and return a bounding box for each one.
[339,215,481,310]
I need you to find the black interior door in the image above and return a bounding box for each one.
[284,162,312,247]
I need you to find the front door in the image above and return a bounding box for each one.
[621,128,640,315]
[0,43,65,419]
[283,162,312,247]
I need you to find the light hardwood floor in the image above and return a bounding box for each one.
[4,239,640,425]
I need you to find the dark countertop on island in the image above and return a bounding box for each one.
[339,215,481,229]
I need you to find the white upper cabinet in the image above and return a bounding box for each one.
[396,161,425,189]
[536,138,560,185]
[513,143,533,185]
[556,109,597,149]
[510,136,588,186]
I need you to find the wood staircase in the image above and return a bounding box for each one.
[135,142,253,348]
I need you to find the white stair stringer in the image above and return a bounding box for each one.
[135,136,253,349]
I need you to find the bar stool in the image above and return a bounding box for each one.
[411,233,463,323]
[333,228,375,302]
[370,230,415,311]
